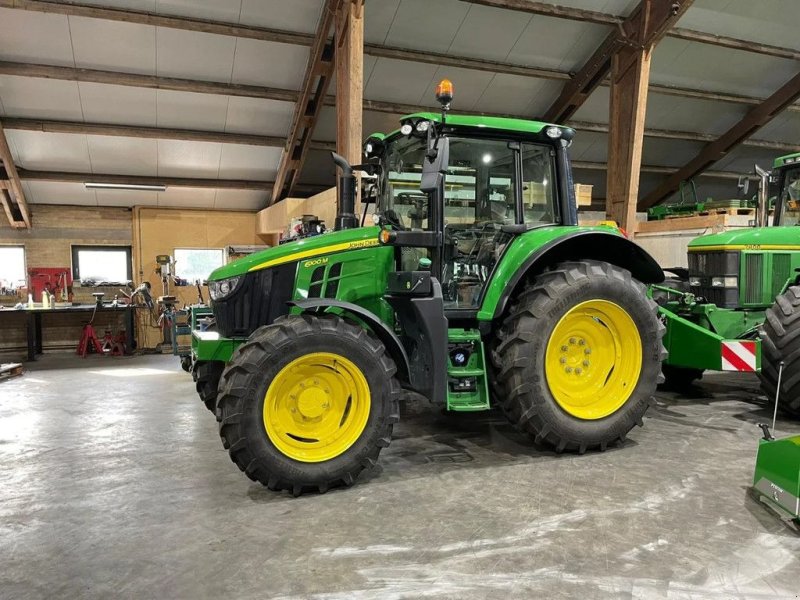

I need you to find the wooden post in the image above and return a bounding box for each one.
[335,0,364,219]
[606,47,652,233]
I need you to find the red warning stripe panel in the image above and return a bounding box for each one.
[721,341,757,372]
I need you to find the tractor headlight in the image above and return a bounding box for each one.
[208,275,242,301]
[711,276,737,287]
[415,120,430,133]
[689,277,701,287]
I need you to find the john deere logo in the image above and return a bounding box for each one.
[304,257,329,268]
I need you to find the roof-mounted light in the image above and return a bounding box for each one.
[400,123,413,135]
[545,126,562,139]
[435,79,454,107]
[416,120,430,133]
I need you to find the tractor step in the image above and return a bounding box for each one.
[446,328,490,412]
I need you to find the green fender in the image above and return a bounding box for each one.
[478,227,664,321]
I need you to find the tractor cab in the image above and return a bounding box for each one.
[361,84,576,311]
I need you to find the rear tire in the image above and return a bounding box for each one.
[195,362,224,413]
[760,286,800,417]
[216,314,401,495]
[492,260,665,453]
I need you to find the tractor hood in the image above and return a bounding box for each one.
[209,226,382,281]
[688,227,800,252]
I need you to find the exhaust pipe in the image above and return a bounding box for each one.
[332,152,358,231]
[755,164,769,228]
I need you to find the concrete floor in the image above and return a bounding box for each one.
[1,355,800,599]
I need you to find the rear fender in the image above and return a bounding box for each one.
[483,230,665,320]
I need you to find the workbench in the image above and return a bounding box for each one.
[0,305,137,361]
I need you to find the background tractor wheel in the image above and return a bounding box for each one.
[216,314,401,495]
[492,260,665,453]
[661,364,704,390]
[195,361,224,413]
[760,286,800,417]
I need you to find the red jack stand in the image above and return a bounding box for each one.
[101,330,114,353]
[76,324,104,357]
[110,330,127,357]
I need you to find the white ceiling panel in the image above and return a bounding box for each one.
[0,8,74,66]
[641,138,706,168]
[239,0,324,33]
[644,93,749,135]
[755,113,800,145]
[155,28,237,83]
[0,76,83,120]
[78,83,157,126]
[476,75,561,118]
[571,88,611,125]
[365,58,439,106]
[156,0,243,23]
[156,187,217,208]
[86,135,158,176]
[69,17,156,75]
[217,144,281,180]
[224,97,294,136]
[678,0,800,49]
[231,39,309,89]
[156,140,222,177]
[7,130,91,172]
[214,189,267,211]
[383,0,470,54]
[364,0,401,45]
[25,181,98,206]
[652,37,799,100]
[156,90,229,130]
[507,17,609,72]
[94,189,159,207]
[449,4,533,62]
[551,0,638,13]
[568,131,608,162]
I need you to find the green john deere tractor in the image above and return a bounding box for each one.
[192,82,670,494]
[655,155,800,414]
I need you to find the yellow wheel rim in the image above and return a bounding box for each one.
[545,299,642,420]
[263,352,370,463]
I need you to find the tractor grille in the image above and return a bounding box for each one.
[211,263,296,337]
[687,250,740,308]
[744,254,764,305]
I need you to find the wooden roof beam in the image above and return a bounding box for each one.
[544,0,693,123]
[641,70,800,208]
[0,121,30,228]
[1,117,336,150]
[270,0,338,204]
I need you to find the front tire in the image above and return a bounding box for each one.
[195,362,224,413]
[492,260,665,453]
[216,314,401,495]
[760,286,800,417]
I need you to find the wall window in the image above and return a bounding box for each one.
[71,245,132,285]
[174,248,225,283]
[0,245,26,290]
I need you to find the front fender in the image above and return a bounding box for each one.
[479,228,664,320]
[288,299,410,384]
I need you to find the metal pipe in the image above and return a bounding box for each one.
[755,164,770,228]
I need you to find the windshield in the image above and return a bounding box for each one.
[378,134,558,230]
[779,165,800,226]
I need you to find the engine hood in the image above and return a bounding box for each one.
[687,226,800,252]
[209,226,382,281]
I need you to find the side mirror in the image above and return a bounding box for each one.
[420,136,449,193]
[737,175,750,197]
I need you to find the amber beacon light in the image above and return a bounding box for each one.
[435,79,454,107]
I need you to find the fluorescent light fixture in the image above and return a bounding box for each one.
[85,182,167,192]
